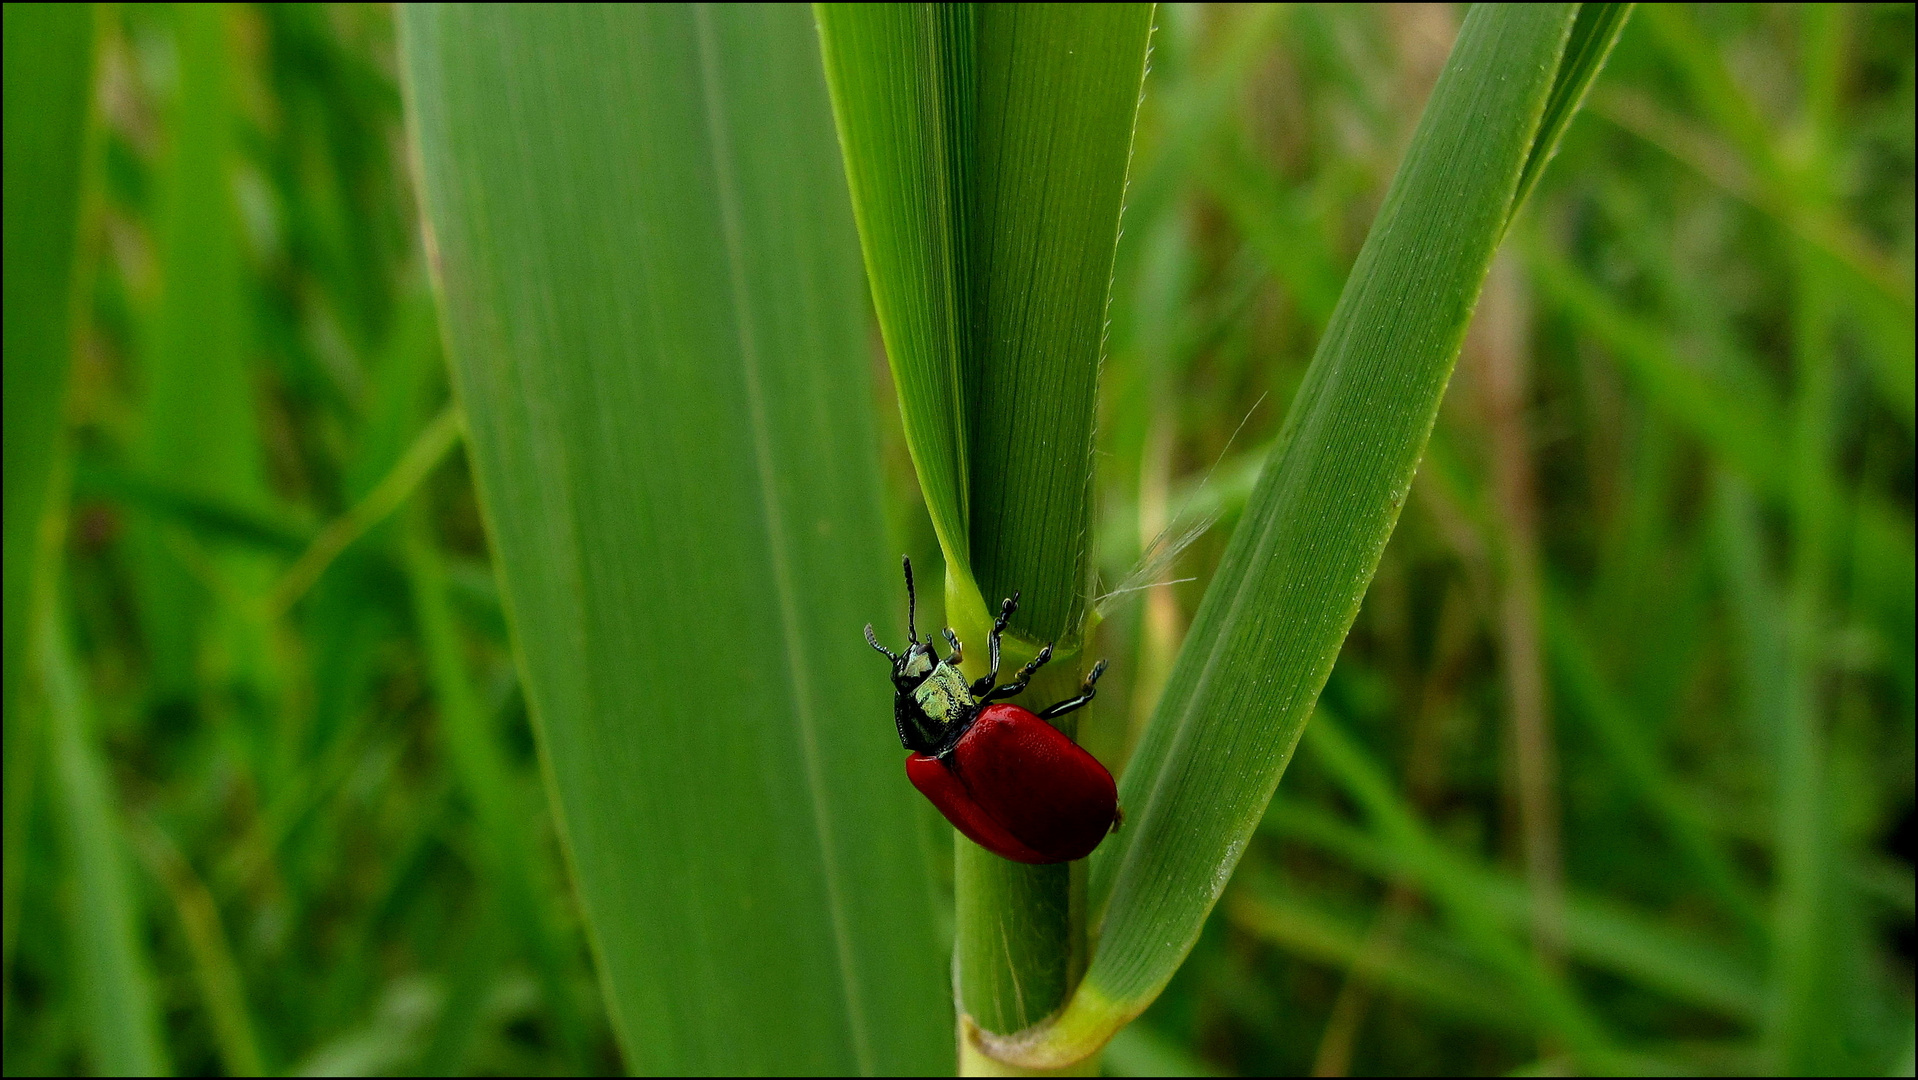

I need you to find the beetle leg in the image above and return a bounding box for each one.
[971,592,1019,696]
[942,628,964,666]
[1036,659,1109,720]
[864,623,898,662]
[987,642,1054,700]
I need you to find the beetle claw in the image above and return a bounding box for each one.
[986,641,1054,701]
[1083,658,1109,691]
[1035,658,1107,721]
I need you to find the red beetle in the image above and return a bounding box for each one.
[865,557,1119,864]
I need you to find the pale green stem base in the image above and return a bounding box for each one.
[960,1014,1100,1077]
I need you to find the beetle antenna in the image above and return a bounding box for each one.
[902,555,919,644]
[864,623,898,662]
[942,628,964,666]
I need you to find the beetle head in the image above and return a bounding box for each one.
[866,555,939,686]
[864,626,939,688]
[895,640,939,686]
[868,556,975,754]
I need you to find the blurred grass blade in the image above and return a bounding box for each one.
[990,7,1617,1067]
[72,461,312,555]
[377,284,592,1066]
[41,601,171,1076]
[130,2,266,701]
[1262,799,1766,1023]
[1773,197,1848,1075]
[1635,3,1914,318]
[2,0,95,1001]
[403,503,588,1067]
[1300,717,1620,1066]
[1585,88,1916,424]
[1225,885,1526,1032]
[267,402,461,616]
[1524,235,1786,484]
[1208,149,1343,330]
[1541,588,1766,940]
[1525,232,1914,701]
[1120,4,1285,249]
[401,5,948,1072]
[1101,1021,1224,1078]
[131,817,264,1077]
[1627,3,1915,434]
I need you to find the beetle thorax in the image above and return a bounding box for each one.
[912,663,976,727]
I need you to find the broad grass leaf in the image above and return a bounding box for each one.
[402,6,948,1072]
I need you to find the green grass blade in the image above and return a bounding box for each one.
[400,6,948,1072]
[1771,224,1849,1076]
[1633,4,1914,433]
[813,4,982,622]
[41,602,171,1076]
[991,7,1605,1067]
[818,4,1152,1049]
[816,2,1152,651]
[1584,86,1915,399]
[2,0,95,1004]
[1208,149,1345,331]
[1101,1021,1223,1077]
[1510,3,1633,219]
[963,3,1154,647]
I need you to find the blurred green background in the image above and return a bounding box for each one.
[4,3,1911,1075]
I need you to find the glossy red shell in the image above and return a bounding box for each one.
[906,703,1119,864]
